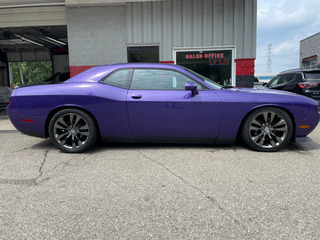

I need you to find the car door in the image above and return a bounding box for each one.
[126,68,222,139]
[278,73,297,91]
[97,68,133,138]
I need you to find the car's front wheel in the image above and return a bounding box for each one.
[242,107,293,152]
[49,109,98,153]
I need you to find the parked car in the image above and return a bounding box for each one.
[0,86,12,111]
[266,69,320,104]
[7,63,320,153]
[15,72,70,89]
[44,72,70,83]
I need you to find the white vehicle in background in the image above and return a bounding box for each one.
[0,86,12,111]
[255,73,277,83]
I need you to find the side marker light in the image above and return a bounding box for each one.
[22,119,34,122]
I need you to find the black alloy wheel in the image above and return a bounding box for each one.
[242,107,293,152]
[49,109,98,153]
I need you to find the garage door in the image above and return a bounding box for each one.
[0,5,66,28]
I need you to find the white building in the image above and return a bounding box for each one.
[300,32,320,69]
[0,0,257,87]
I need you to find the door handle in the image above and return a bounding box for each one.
[131,94,142,99]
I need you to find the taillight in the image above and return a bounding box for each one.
[298,82,318,89]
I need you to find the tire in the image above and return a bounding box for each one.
[48,108,98,153]
[242,107,293,152]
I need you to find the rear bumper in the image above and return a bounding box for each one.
[7,102,47,138]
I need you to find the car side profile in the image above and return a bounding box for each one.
[267,68,320,104]
[7,63,320,153]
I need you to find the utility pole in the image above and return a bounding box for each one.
[266,43,273,73]
[18,62,24,84]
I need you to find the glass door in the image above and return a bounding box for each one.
[174,47,235,86]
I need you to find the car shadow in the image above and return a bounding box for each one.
[30,138,320,154]
[283,141,320,153]
[88,141,266,154]
[31,139,56,150]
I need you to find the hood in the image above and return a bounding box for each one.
[218,87,318,108]
[224,87,300,96]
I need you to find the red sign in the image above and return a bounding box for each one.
[185,53,224,59]
[209,57,230,65]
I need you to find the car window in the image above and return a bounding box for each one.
[285,73,295,83]
[130,69,205,90]
[101,69,131,88]
[295,73,303,82]
[183,67,222,89]
[268,75,281,87]
[304,72,320,79]
[277,75,288,84]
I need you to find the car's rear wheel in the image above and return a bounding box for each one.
[242,107,293,152]
[49,109,97,153]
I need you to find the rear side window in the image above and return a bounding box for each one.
[101,69,132,88]
[304,72,320,80]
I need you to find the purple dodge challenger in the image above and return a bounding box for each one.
[7,63,320,153]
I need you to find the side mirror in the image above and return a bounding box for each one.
[185,82,199,95]
[263,83,268,87]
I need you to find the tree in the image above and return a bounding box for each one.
[11,61,52,86]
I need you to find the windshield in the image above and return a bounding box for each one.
[304,72,320,80]
[183,67,223,89]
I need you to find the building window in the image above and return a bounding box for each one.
[303,58,317,69]
[127,46,159,63]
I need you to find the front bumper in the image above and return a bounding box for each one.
[295,104,320,137]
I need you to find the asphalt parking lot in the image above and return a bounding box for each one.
[1,110,320,239]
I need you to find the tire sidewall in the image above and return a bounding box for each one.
[242,107,293,152]
[49,109,97,153]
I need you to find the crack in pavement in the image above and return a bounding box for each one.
[1,150,93,191]
[34,149,50,184]
[35,150,95,182]
[136,150,254,238]
[137,150,213,201]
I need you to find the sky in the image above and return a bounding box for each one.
[256,0,320,74]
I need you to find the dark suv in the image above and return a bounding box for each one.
[266,69,320,103]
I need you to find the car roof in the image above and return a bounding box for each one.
[65,63,184,83]
[279,68,320,74]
